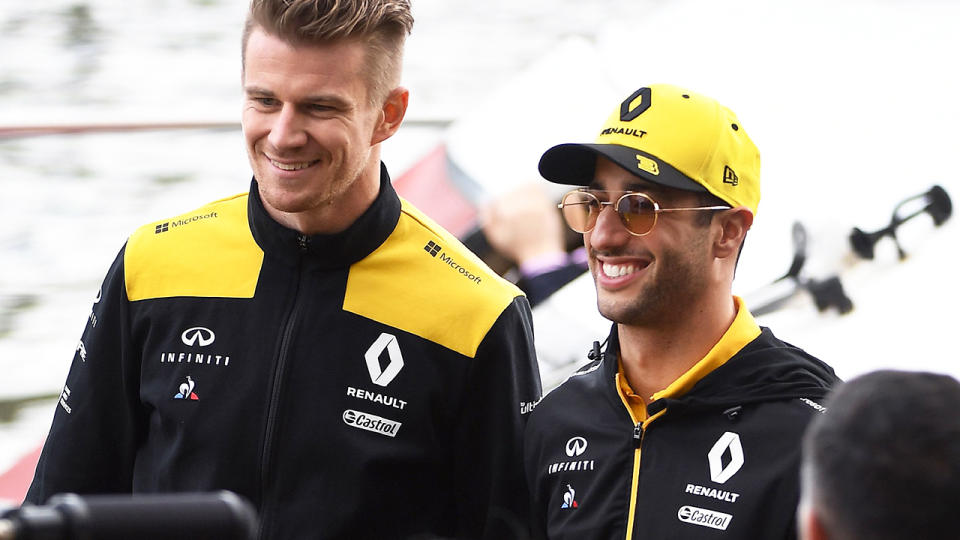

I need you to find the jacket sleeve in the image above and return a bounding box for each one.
[453,295,542,540]
[25,245,146,503]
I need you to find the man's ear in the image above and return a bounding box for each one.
[371,86,409,145]
[714,206,754,259]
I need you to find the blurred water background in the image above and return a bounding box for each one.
[3,0,960,487]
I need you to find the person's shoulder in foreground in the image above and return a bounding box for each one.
[522,83,839,539]
[799,369,960,540]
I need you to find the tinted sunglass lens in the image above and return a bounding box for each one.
[617,194,657,235]
[561,192,599,233]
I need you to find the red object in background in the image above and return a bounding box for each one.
[0,445,41,504]
[393,144,477,238]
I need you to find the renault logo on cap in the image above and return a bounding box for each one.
[620,87,652,121]
[181,327,215,347]
[365,333,404,387]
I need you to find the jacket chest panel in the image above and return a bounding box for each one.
[627,407,807,537]
[135,295,287,409]
[535,402,806,539]
[132,277,472,456]
[532,403,634,538]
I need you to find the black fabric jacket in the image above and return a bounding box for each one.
[28,165,543,540]
[524,323,839,539]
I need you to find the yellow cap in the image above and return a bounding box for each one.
[539,84,761,215]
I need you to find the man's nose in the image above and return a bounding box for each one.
[267,104,308,149]
[588,205,632,249]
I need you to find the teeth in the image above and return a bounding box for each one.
[602,262,637,278]
[270,159,315,171]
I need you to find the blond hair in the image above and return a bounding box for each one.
[242,0,414,104]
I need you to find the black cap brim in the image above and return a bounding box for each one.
[538,143,706,192]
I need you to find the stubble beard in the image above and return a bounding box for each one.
[252,145,371,216]
[595,245,709,328]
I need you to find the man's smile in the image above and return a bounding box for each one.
[269,158,320,171]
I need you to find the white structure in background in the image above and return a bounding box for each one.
[446,0,960,387]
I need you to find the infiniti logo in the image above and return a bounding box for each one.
[565,436,588,457]
[548,436,595,475]
[181,327,215,347]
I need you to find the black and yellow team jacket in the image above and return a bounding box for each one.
[27,164,543,539]
[523,301,839,539]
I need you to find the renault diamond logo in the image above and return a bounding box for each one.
[181,327,216,347]
[619,87,652,121]
[565,436,588,457]
[708,431,744,484]
[365,333,404,387]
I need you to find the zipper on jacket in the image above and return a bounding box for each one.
[614,373,644,540]
[616,372,669,540]
[624,421,643,540]
[257,253,306,538]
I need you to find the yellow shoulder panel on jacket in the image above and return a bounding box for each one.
[124,193,264,301]
[344,199,523,358]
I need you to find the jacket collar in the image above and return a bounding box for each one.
[247,162,402,269]
[597,302,837,418]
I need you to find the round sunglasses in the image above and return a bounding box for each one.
[558,189,729,236]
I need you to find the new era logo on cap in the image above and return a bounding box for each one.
[723,166,739,186]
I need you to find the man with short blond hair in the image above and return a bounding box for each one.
[28,1,541,538]
[241,0,412,105]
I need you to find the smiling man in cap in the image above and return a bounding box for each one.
[523,84,839,539]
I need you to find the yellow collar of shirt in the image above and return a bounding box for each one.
[616,296,762,423]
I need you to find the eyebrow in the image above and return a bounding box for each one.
[586,180,666,196]
[244,86,352,109]
[244,85,275,97]
[626,182,669,197]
